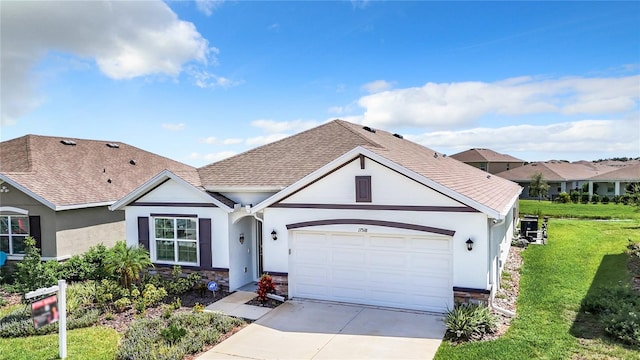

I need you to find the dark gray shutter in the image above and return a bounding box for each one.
[355,176,372,202]
[137,217,150,250]
[28,215,42,254]
[199,218,212,269]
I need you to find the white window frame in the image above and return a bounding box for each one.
[0,215,29,255]
[151,216,199,266]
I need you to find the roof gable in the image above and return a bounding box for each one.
[450,148,524,163]
[109,170,232,212]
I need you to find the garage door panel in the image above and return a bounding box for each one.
[332,268,366,282]
[369,235,407,248]
[330,234,365,247]
[369,251,406,268]
[291,231,453,313]
[332,250,366,265]
[296,248,331,264]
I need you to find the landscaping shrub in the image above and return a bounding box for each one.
[622,194,631,205]
[13,237,57,293]
[105,241,152,289]
[116,312,243,360]
[114,297,132,313]
[582,286,640,315]
[66,281,97,314]
[581,285,640,348]
[58,244,111,282]
[602,306,640,347]
[581,193,590,204]
[570,190,581,204]
[628,239,640,258]
[0,306,100,338]
[444,303,497,341]
[557,192,570,204]
[591,194,600,204]
[601,195,610,204]
[141,283,167,307]
[143,266,201,295]
[613,195,622,204]
[257,273,275,303]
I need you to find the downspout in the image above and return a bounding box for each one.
[489,217,515,318]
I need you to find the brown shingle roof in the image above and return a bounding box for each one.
[199,120,522,215]
[588,163,640,181]
[0,135,198,209]
[495,161,620,182]
[450,148,525,163]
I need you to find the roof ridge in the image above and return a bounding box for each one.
[333,120,384,149]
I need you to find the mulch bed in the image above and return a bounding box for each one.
[245,296,284,308]
[98,288,232,333]
[483,245,524,341]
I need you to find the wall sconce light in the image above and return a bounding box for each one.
[466,238,474,251]
[239,233,245,245]
[271,230,278,241]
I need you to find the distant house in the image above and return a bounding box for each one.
[450,148,525,174]
[0,135,196,261]
[112,120,522,313]
[495,160,640,199]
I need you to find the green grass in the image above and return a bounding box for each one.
[0,326,120,360]
[520,199,640,220]
[435,213,640,359]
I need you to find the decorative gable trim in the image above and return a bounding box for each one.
[286,218,455,236]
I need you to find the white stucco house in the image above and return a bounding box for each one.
[111,120,522,313]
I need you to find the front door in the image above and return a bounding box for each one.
[256,221,263,277]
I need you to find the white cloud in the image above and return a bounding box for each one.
[361,80,394,94]
[357,75,640,130]
[195,0,224,16]
[190,151,237,162]
[222,138,243,145]
[199,136,217,144]
[190,68,242,89]
[198,136,243,145]
[162,123,186,131]
[406,118,640,159]
[1,0,215,125]
[251,119,321,134]
[268,23,280,31]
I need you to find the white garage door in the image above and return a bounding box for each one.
[290,230,453,313]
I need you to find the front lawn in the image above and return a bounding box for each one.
[435,211,640,359]
[0,326,120,360]
[520,199,640,220]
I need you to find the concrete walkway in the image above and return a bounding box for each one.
[205,290,274,321]
[199,299,446,360]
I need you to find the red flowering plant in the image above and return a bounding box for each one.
[257,273,275,303]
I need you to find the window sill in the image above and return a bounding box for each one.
[153,260,200,268]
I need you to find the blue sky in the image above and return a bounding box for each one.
[1,1,639,167]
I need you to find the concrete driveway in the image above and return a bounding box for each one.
[199,299,446,360]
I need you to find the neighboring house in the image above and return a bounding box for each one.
[0,135,196,261]
[450,148,525,174]
[495,161,639,199]
[112,120,522,313]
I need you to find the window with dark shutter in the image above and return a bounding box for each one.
[199,218,212,269]
[355,176,372,203]
[137,217,150,250]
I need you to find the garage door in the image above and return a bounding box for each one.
[290,230,453,313]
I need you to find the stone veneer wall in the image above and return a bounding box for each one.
[268,273,289,295]
[150,266,230,292]
[453,287,491,306]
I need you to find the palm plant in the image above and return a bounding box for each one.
[104,241,152,289]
